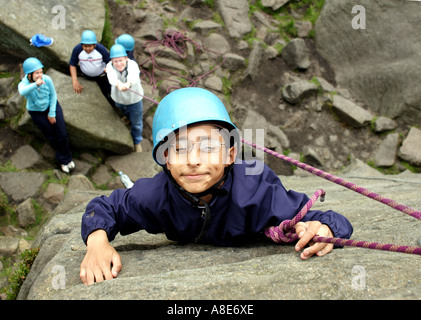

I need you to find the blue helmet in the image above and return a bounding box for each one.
[110,44,128,59]
[81,30,97,44]
[152,87,239,165]
[115,34,135,51]
[23,57,44,74]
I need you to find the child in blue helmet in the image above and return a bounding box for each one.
[115,34,136,61]
[69,30,114,107]
[80,87,353,285]
[18,58,74,173]
[106,44,144,152]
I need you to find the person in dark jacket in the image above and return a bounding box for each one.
[69,30,113,107]
[79,87,353,285]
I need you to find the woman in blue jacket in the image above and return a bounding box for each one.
[80,87,353,286]
[18,58,74,173]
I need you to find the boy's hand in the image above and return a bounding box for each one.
[36,78,46,86]
[47,116,56,125]
[72,80,83,94]
[117,82,129,91]
[294,221,334,260]
[80,230,122,285]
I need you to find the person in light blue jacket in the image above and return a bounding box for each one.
[18,58,74,173]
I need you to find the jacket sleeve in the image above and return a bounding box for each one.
[106,61,119,86]
[69,44,83,66]
[127,60,140,86]
[45,76,57,118]
[18,79,37,97]
[96,43,110,63]
[237,162,353,240]
[81,178,165,244]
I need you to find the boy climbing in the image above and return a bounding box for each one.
[79,87,353,285]
[69,30,114,106]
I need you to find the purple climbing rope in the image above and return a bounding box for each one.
[140,30,226,93]
[126,88,160,105]
[242,138,421,221]
[264,189,421,256]
[244,138,421,255]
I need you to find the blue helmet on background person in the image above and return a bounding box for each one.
[81,30,97,44]
[110,44,128,59]
[152,87,240,165]
[23,57,44,75]
[115,34,135,51]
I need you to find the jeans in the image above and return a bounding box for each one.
[115,100,143,145]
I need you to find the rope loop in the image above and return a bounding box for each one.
[265,220,298,243]
[265,189,326,244]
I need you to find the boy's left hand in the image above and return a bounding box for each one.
[294,221,334,260]
[47,116,56,125]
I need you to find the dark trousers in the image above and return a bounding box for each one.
[29,102,72,165]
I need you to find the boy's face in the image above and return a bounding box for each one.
[82,44,95,54]
[165,124,236,197]
[112,56,128,72]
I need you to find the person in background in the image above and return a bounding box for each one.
[115,34,136,61]
[18,58,75,173]
[69,30,114,107]
[106,44,144,153]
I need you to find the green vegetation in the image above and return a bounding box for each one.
[222,76,232,104]
[1,248,40,300]
[204,0,215,9]
[101,1,114,49]
[367,159,420,175]
[309,77,323,95]
[248,0,325,42]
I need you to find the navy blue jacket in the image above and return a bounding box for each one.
[81,161,353,246]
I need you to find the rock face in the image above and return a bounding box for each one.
[215,0,252,38]
[18,162,421,300]
[0,172,47,202]
[399,127,421,166]
[315,0,421,124]
[281,38,311,70]
[331,95,373,128]
[0,0,105,70]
